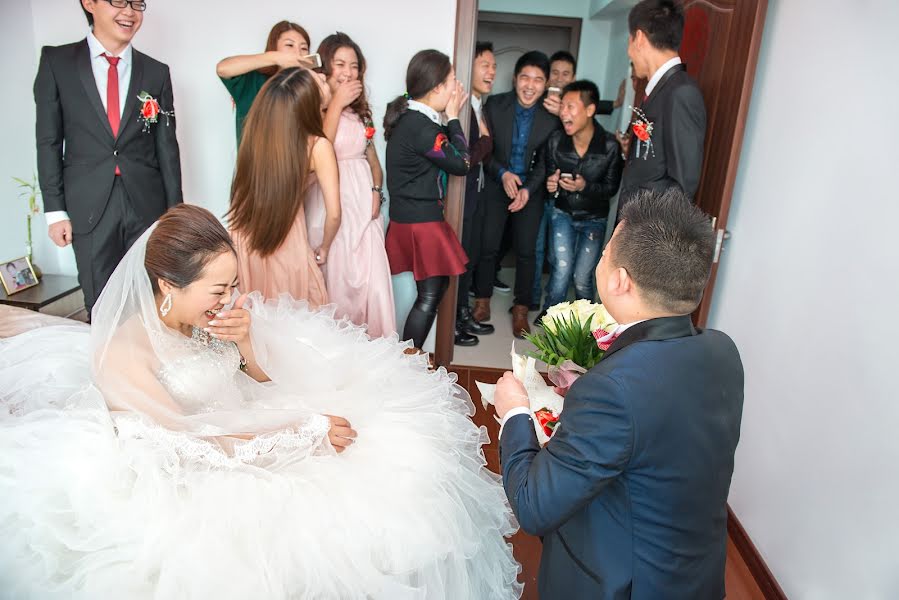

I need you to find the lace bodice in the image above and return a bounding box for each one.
[156,328,244,413]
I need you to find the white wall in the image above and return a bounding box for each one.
[479,0,614,98]
[5,0,459,342]
[0,0,70,275]
[708,1,899,597]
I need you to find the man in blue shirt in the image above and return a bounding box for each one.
[474,51,560,338]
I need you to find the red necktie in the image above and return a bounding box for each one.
[103,54,121,175]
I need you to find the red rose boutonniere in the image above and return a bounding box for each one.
[364,121,376,146]
[137,91,175,133]
[629,105,655,159]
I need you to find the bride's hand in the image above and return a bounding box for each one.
[325,415,357,453]
[206,293,251,347]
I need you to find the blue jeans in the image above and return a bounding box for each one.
[543,208,607,310]
[532,199,554,305]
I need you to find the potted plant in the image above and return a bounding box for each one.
[12,174,43,279]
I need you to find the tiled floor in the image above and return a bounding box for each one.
[454,268,547,371]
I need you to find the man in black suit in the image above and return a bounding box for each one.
[619,0,706,211]
[494,188,744,599]
[36,0,182,315]
[475,51,560,338]
[454,41,497,347]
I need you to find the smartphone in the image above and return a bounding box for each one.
[547,86,562,97]
[560,173,574,180]
[304,53,323,69]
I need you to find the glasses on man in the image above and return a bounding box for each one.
[101,0,147,11]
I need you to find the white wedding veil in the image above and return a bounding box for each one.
[88,222,332,466]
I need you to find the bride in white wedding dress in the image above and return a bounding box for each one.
[0,205,521,599]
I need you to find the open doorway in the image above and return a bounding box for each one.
[436,0,768,371]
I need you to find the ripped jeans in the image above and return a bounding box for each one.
[542,208,608,310]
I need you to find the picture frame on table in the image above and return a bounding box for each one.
[0,256,39,295]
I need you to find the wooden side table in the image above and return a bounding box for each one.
[0,274,87,322]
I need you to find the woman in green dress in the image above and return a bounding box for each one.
[216,21,315,146]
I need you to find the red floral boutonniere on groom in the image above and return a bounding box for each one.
[137,91,175,133]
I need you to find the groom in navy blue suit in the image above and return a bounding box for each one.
[494,188,744,599]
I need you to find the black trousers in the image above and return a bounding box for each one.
[403,275,449,349]
[473,187,545,307]
[456,194,486,309]
[72,177,154,314]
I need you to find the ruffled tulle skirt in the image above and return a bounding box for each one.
[0,297,521,599]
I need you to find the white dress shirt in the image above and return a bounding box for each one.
[45,33,134,226]
[498,320,647,439]
[644,56,682,98]
[470,94,484,123]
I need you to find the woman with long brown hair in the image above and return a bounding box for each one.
[216,21,315,145]
[305,32,396,338]
[228,67,341,307]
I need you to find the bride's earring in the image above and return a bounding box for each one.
[159,293,173,317]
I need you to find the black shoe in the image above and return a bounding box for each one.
[457,307,495,335]
[533,309,548,327]
[454,327,479,346]
[493,277,511,293]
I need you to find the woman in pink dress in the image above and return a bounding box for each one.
[306,33,396,338]
[228,68,341,308]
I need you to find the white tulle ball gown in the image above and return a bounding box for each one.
[0,227,521,599]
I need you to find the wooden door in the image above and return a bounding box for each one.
[683,0,769,325]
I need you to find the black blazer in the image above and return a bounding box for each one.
[483,91,560,202]
[501,316,744,599]
[532,120,624,221]
[619,64,706,208]
[34,40,182,235]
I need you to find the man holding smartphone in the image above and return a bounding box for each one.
[531,80,623,320]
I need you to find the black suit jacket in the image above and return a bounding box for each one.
[619,64,706,208]
[483,91,560,202]
[34,40,182,234]
[501,316,744,599]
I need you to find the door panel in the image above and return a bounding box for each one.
[682,0,769,325]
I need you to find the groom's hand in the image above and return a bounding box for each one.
[494,372,529,420]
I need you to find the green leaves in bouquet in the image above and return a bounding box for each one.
[524,312,606,370]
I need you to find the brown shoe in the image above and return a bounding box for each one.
[473,298,491,323]
[511,304,531,339]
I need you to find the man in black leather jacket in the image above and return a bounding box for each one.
[532,80,623,322]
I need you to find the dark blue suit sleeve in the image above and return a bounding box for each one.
[500,374,633,536]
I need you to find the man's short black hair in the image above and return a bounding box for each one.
[549,50,577,74]
[614,188,715,314]
[475,41,494,58]
[79,0,94,26]
[628,0,685,52]
[514,50,550,79]
[561,80,600,109]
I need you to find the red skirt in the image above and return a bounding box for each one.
[385,220,468,280]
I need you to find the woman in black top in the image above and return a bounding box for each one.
[383,50,470,350]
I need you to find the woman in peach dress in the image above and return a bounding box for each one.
[306,33,396,337]
[228,68,340,308]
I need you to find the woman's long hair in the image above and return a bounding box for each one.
[316,32,371,123]
[259,21,311,77]
[227,68,325,257]
[383,49,452,140]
